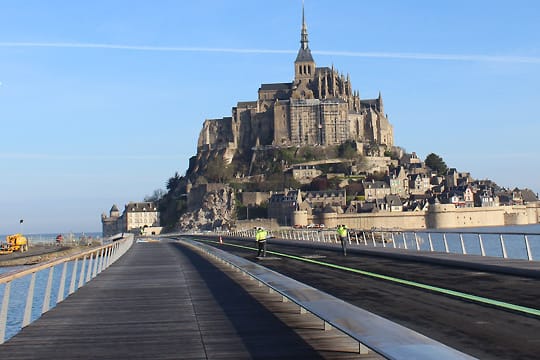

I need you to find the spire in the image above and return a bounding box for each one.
[301,1,308,50]
[295,0,314,64]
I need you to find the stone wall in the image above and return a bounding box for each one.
[240,192,271,206]
[310,211,426,230]
[293,202,540,230]
[235,218,280,231]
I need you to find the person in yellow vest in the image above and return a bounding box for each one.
[337,224,348,256]
[255,227,267,257]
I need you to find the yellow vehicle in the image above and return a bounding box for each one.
[0,233,29,254]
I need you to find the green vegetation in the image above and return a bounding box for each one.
[338,140,357,159]
[157,172,189,230]
[425,153,448,175]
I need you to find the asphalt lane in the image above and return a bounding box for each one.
[192,236,540,360]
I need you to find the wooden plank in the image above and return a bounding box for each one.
[0,242,378,359]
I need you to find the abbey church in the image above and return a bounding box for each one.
[196,7,393,164]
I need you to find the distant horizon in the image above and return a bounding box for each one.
[1,0,539,233]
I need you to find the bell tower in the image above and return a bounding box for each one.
[294,3,315,83]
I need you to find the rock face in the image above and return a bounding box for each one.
[177,184,236,230]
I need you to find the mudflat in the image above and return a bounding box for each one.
[0,243,100,267]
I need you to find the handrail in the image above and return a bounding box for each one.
[0,235,134,344]
[216,228,540,261]
[180,237,475,359]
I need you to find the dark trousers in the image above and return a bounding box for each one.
[257,240,267,257]
[340,236,348,256]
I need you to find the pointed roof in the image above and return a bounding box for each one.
[295,2,314,63]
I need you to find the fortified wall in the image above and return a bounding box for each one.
[291,202,540,230]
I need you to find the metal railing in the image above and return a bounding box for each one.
[181,237,475,359]
[0,235,133,344]
[221,228,540,261]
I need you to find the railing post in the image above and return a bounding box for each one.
[524,235,533,261]
[78,256,87,289]
[443,233,449,253]
[363,231,367,245]
[478,234,486,257]
[42,267,55,314]
[69,258,79,295]
[0,282,11,344]
[86,253,94,282]
[413,232,419,250]
[403,233,409,250]
[355,232,359,245]
[500,234,508,259]
[96,248,104,274]
[372,232,376,247]
[382,232,386,248]
[92,250,99,278]
[428,233,434,252]
[22,273,36,327]
[57,262,68,304]
[101,247,110,271]
[459,233,467,255]
[390,232,395,248]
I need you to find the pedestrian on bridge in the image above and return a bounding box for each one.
[337,224,348,256]
[255,227,267,258]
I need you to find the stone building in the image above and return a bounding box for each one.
[195,7,394,169]
[363,180,391,201]
[292,165,323,184]
[101,202,160,236]
[268,190,302,226]
[101,205,123,237]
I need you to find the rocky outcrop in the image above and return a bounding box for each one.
[177,184,236,230]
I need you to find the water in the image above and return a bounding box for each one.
[395,224,540,260]
[0,259,97,342]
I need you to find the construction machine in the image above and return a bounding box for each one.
[0,233,29,254]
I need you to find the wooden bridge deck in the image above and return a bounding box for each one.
[0,241,377,359]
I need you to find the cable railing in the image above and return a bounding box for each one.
[0,234,133,344]
[220,228,540,261]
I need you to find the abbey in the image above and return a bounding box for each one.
[197,8,393,161]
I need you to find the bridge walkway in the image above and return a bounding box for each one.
[0,241,374,360]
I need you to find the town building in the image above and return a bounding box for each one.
[101,202,160,236]
[292,165,323,184]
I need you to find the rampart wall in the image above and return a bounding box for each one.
[297,202,540,230]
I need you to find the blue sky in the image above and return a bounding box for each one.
[1,0,539,234]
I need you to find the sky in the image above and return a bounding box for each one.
[1,0,539,234]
